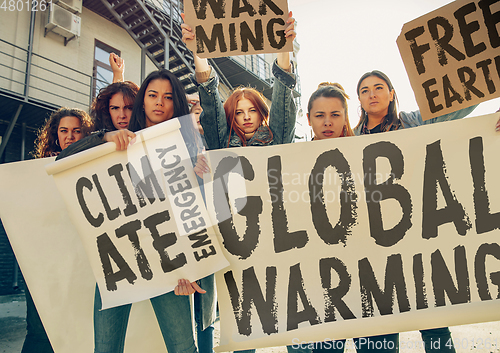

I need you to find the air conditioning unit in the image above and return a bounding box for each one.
[46,3,81,39]
[53,0,82,14]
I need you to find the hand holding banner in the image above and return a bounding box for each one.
[45,118,229,309]
[205,114,500,351]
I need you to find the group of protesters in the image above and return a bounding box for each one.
[21,9,500,353]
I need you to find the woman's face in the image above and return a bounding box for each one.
[109,92,133,130]
[235,97,261,138]
[191,104,204,134]
[307,96,346,140]
[358,75,394,117]
[143,79,174,127]
[58,116,83,150]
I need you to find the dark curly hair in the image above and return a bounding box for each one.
[91,81,139,131]
[33,107,94,158]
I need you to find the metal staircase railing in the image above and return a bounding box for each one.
[97,0,233,96]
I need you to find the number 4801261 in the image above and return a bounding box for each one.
[1,0,52,11]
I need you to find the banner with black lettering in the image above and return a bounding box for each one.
[205,113,500,351]
[183,0,293,58]
[0,158,169,352]
[397,0,500,121]
[45,118,229,309]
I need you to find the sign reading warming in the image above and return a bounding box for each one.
[183,0,293,58]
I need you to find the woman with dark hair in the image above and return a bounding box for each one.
[354,70,477,134]
[91,81,139,131]
[128,69,190,130]
[33,108,94,158]
[57,68,200,353]
[23,107,92,353]
[351,70,478,353]
[307,82,355,140]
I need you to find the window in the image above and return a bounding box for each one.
[256,54,267,80]
[92,40,120,98]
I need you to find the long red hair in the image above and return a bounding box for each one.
[223,87,272,147]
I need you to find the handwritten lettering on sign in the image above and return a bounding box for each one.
[397,0,500,120]
[205,114,500,351]
[46,118,228,309]
[183,0,293,58]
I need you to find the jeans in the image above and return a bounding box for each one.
[236,345,312,353]
[94,286,197,353]
[21,285,54,353]
[194,290,214,353]
[420,328,456,353]
[313,333,399,353]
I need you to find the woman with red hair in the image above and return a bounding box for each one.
[179,12,310,353]
[181,13,298,151]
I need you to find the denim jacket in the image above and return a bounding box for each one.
[353,105,478,135]
[194,59,297,150]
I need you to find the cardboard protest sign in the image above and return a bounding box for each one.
[45,118,229,309]
[0,158,167,353]
[183,0,293,58]
[397,0,500,121]
[204,113,500,351]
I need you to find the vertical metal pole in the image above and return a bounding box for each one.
[89,76,94,107]
[20,122,26,161]
[141,47,146,84]
[12,122,26,290]
[24,9,36,99]
[164,38,169,70]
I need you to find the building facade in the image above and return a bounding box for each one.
[0,0,302,294]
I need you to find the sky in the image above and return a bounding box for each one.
[287,0,500,137]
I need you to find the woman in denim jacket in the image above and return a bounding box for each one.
[192,56,297,150]
[180,13,297,151]
[179,12,311,353]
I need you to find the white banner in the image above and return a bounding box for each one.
[45,118,229,309]
[205,113,500,351]
[0,158,166,352]
[2,113,500,352]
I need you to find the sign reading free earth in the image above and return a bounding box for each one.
[397,0,500,120]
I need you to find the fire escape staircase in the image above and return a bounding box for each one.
[93,0,233,97]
